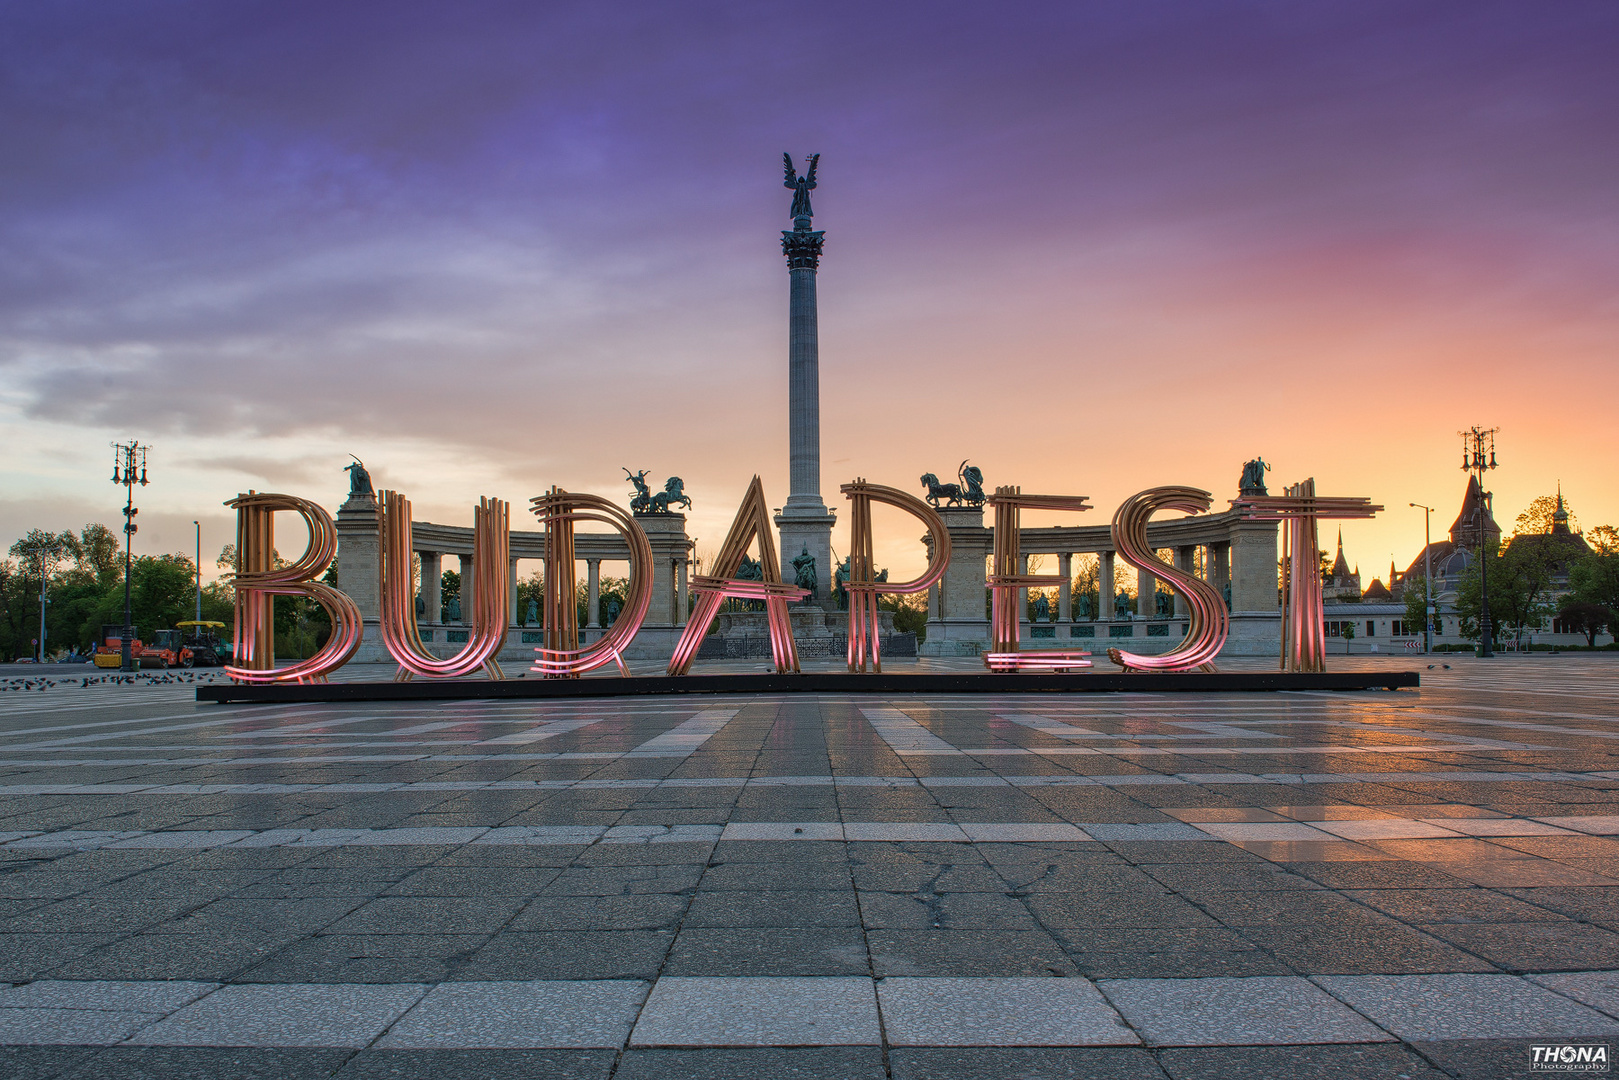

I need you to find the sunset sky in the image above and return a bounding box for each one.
[3,2,1615,583]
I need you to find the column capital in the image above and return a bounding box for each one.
[781,229,825,271]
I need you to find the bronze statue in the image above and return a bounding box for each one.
[959,462,986,507]
[1115,590,1131,619]
[344,457,373,497]
[736,555,764,611]
[792,547,817,601]
[526,598,539,625]
[1077,593,1093,619]
[1155,589,1173,617]
[783,153,820,223]
[1239,457,1271,497]
[648,477,692,514]
[1034,592,1051,622]
[921,473,966,507]
[624,468,652,514]
[833,556,849,610]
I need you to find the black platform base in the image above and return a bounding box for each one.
[198,670,1418,704]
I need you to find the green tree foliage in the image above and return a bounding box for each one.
[1556,601,1612,647]
[1514,493,1578,537]
[1570,525,1619,618]
[1454,537,1559,642]
[1403,573,1431,638]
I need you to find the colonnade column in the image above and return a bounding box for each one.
[1174,546,1195,619]
[1138,565,1154,619]
[1099,550,1116,619]
[586,560,601,629]
[458,553,473,624]
[677,554,689,626]
[508,558,519,625]
[1058,552,1072,622]
[421,552,442,624]
[1018,554,1029,627]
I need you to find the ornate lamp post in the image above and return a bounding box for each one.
[111,442,149,672]
[1459,426,1498,657]
[193,520,202,624]
[1409,502,1434,654]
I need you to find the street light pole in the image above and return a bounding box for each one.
[1410,503,1434,654]
[1459,426,1499,658]
[111,442,149,673]
[194,520,202,624]
[35,550,48,664]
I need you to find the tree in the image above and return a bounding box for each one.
[1570,530,1619,617]
[1556,602,1612,647]
[1454,537,1558,643]
[1341,620,1355,654]
[1514,493,1578,537]
[1403,573,1431,640]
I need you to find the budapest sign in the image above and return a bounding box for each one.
[223,478,1374,684]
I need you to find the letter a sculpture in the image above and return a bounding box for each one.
[669,476,807,675]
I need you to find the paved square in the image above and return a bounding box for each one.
[1,655,1617,1075]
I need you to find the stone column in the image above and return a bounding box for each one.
[421,551,442,625]
[1137,566,1154,619]
[1175,546,1196,618]
[1018,554,1029,628]
[1226,519,1281,657]
[919,506,992,656]
[676,553,689,626]
[586,559,600,628]
[1211,542,1231,590]
[1099,549,1116,621]
[458,552,473,624]
[508,557,519,625]
[1058,552,1072,622]
[775,214,835,604]
[336,489,384,660]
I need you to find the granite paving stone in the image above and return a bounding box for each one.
[630,976,880,1046]
[128,983,429,1047]
[878,976,1138,1045]
[376,979,646,1048]
[1315,972,1619,1040]
[1098,975,1392,1045]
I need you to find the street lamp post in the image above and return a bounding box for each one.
[35,549,49,664]
[1411,501,1437,654]
[193,520,202,624]
[111,442,149,673]
[1459,426,1499,658]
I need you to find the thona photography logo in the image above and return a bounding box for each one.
[1531,1044,1610,1073]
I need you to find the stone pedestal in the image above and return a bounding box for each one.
[920,507,992,656]
[335,491,387,661]
[621,512,691,665]
[1226,519,1281,656]
[775,507,835,608]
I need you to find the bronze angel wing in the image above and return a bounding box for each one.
[783,152,799,189]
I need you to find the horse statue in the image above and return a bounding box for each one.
[735,555,764,611]
[624,468,652,514]
[958,461,986,507]
[920,473,965,507]
[648,476,692,514]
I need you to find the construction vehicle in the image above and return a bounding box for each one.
[92,624,191,669]
[175,621,230,666]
